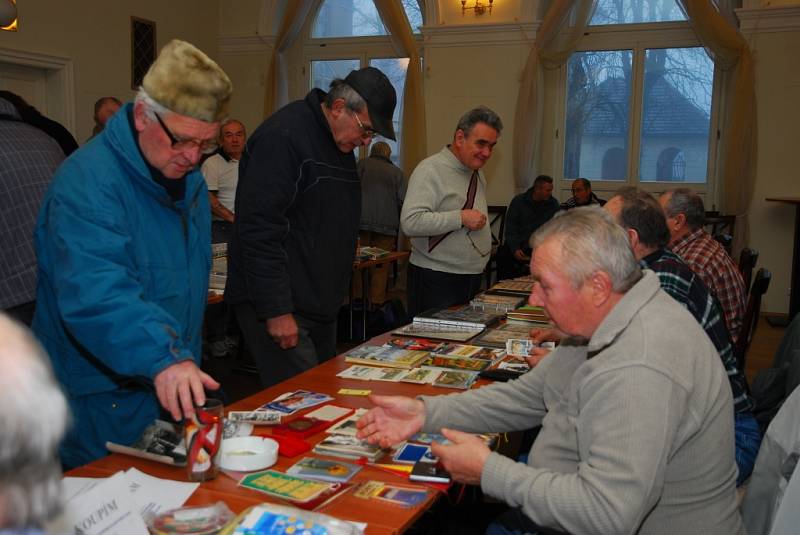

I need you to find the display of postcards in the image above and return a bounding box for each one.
[497,360,531,374]
[399,368,442,384]
[392,443,437,464]
[392,322,484,342]
[326,408,367,436]
[383,337,446,352]
[227,410,283,425]
[434,343,505,361]
[422,355,491,372]
[105,419,186,466]
[312,434,383,461]
[286,457,363,483]
[372,367,409,382]
[223,418,254,439]
[432,370,479,389]
[343,345,430,369]
[506,338,535,357]
[336,365,384,380]
[262,390,334,414]
[470,293,526,311]
[354,481,430,508]
[506,305,551,325]
[471,323,533,349]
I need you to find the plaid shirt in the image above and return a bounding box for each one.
[670,227,746,342]
[0,98,64,309]
[641,249,753,414]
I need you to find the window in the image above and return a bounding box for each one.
[305,0,423,164]
[560,0,717,190]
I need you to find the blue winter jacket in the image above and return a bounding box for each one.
[32,104,211,468]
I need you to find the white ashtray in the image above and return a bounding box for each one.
[218,436,278,472]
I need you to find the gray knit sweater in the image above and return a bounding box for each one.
[421,271,744,535]
[400,146,490,274]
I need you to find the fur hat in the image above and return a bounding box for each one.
[142,39,232,123]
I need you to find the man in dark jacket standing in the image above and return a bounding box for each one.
[226,67,396,387]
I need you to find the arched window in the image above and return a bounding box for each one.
[560,0,716,190]
[657,147,686,181]
[305,1,423,165]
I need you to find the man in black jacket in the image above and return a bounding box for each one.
[226,67,396,387]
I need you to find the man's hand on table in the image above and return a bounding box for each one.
[154,360,220,421]
[356,394,426,448]
[431,428,491,486]
[267,313,299,349]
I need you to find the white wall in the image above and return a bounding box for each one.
[0,0,220,141]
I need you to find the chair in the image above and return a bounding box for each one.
[484,205,507,288]
[706,212,736,255]
[735,267,772,372]
[740,247,760,295]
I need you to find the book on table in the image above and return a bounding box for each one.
[391,322,484,342]
[506,305,550,325]
[343,345,430,369]
[470,293,526,312]
[312,434,384,461]
[422,355,491,372]
[471,322,534,349]
[413,305,504,329]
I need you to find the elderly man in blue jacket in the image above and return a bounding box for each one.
[32,40,232,469]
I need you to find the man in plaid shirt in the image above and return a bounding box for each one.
[660,188,746,342]
[606,189,760,484]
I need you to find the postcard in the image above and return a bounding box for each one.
[238,470,331,503]
[286,457,362,483]
[262,390,334,414]
[433,370,478,389]
[399,368,441,384]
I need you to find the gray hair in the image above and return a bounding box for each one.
[612,188,671,249]
[531,206,642,292]
[325,79,367,112]
[455,106,503,138]
[0,314,69,528]
[135,87,173,120]
[662,188,705,229]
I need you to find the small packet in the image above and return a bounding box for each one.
[149,501,234,534]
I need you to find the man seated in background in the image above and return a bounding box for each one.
[0,313,69,532]
[560,177,605,209]
[497,174,559,280]
[660,188,746,342]
[358,208,743,535]
[202,118,245,244]
[33,40,230,468]
[354,140,406,307]
[89,96,121,139]
[401,106,502,317]
[605,188,761,485]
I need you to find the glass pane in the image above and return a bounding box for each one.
[310,59,360,92]
[312,0,388,37]
[369,58,409,165]
[590,0,686,25]
[563,50,633,181]
[639,47,713,183]
[402,0,424,33]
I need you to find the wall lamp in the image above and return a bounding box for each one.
[0,0,17,31]
[461,0,493,16]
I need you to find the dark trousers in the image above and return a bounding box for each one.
[233,302,337,388]
[211,221,233,244]
[406,263,483,318]
[496,244,530,281]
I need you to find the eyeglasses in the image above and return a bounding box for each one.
[350,110,377,140]
[154,113,219,154]
[466,230,490,257]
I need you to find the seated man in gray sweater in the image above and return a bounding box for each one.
[357,207,743,535]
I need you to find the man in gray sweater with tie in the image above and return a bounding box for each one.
[358,207,743,535]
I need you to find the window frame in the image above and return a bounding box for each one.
[301,3,424,161]
[553,20,724,203]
